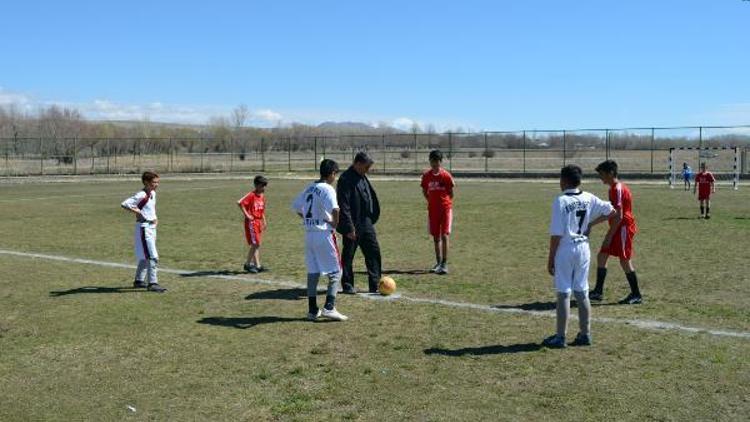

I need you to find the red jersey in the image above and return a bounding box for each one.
[238,191,266,220]
[608,182,637,231]
[694,172,715,196]
[421,168,455,209]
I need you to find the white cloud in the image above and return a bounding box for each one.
[251,109,283,123]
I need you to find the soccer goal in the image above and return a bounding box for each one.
[669,147,740,190]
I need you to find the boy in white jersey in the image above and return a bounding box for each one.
[543,165,618,348]
[291,159,348,321]
[120,171,166,292]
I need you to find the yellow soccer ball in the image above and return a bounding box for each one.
[378,276,397,296]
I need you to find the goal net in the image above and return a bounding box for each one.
[669,147,740,190]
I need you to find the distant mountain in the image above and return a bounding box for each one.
[316,121,377,131]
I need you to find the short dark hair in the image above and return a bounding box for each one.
[429,149,443,162]
[320,159,339,178]
[253,175,268,186]
[560,164,583,187]
[595,160,618,176]
[354,151,374,165]
[142,171,159,183]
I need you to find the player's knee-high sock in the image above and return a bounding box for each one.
[573,290,591,336]
[706,205,710,216]
[594,268,607,293]
[556,292,571,338]
[700,205,704,216]
[307,273,320,313]
[324,272,341,310]
[625,271,641,297]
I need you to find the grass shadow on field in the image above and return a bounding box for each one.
[492,301,570,312]
[245,288,307,301]
[180,270,247,278]
[197,316,312,329]
[49,286,143,296]
[424,343,542,356]
[662,217,701,221]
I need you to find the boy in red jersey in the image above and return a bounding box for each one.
[589,160,643,305]
[238,175,268,273]
[693,162,716,219]
[420,150,455,275]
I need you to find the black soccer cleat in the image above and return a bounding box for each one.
[570,332,592,347]
[542,334,566,349]
[618,293,642,305]
[133,280,147,289]
[147,283,167,293]
[588,290,603,302]
[341,284,357,295]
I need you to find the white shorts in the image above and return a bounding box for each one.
[134,223,158,261]
[305,231,341,275]
[554,242,590,293]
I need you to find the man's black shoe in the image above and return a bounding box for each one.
[133,280,147,289]
[147,283,167,293]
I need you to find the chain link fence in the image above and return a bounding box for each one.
[2,126,748,177]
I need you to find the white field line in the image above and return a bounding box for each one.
[2,248,748,340]
[0,186,221,203]
[0,173,674,186]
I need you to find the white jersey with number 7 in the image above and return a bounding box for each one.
[549,189,614,244]
[291,182,339,232]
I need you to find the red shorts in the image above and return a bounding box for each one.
[600,225,635,260]
[244,219,263,246]
[698,190,712,201]
[428,207,453,237]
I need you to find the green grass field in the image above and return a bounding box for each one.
[1,175,749,420]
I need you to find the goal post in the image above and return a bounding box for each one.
[669,147,740,190]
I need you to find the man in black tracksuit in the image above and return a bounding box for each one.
[336,152,382,293]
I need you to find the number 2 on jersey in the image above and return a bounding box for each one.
[576,210,587,234]
[305,194,314,218]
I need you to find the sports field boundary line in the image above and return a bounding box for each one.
[2,248,748,340]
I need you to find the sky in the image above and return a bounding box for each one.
[1,0,749,131]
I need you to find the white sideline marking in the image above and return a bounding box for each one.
[2,248,748,340]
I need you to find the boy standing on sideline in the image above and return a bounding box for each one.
[420,149,455,274]
[292,159,348,321]
[589,160,643,305]
[121,171,166,293]
[543,165,617,348]
[238,175,268,273]
[694,162,716,219]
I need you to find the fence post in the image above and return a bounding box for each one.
[90,144,95,173]
[4,138,9,177]
[448,132,453,172]
[413,132,418,172]
[288,137,292,172]
[562,130,567,166]
[381,134,386,174]
[200,138,205,173]
[106,138,111,174]
[73,137,78,175]
[522,131,527,175]
[314,136,318,171]
[605,129,610,160]
[650,128,655,174]
[169,137,174,172]
[39,137,44,175]
[484,132,488,173]
[229,137,234,173]
[261,137,266,172]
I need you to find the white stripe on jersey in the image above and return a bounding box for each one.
[549,189,614,244]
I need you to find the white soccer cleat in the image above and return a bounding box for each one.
[307,309,322,321]
[321,307,349,321]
